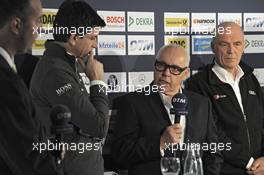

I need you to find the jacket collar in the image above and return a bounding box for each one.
[44,40,76,69]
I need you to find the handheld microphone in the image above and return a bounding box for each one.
[50,104,74,165]
[170,93,188,124]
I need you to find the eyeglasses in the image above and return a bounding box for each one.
[154,60,187,75]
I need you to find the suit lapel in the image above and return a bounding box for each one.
[145,87,172,126]
[184,91,194,143]
[0,55,13,72]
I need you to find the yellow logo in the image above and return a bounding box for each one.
[32,40,46,50]
[41,9,58,28]
[165,18,188,27]
[166,38,187,48]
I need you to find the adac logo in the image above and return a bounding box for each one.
[129,16,154,27]
[167,38,187,48]
[41,11,57,27]
[165,18,188,27]
[129,40,154,51]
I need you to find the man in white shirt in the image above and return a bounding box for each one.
[188,22,264,175]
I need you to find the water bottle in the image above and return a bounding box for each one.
[195,148,204,175]
[183,144,198,175]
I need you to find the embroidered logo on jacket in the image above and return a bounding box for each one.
[213,94,227,100]
[56,83,72,96]
[248,90,256,95]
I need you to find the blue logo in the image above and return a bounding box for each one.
[193,37,212,53]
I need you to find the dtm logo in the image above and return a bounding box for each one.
[172,97,186,104]
[128,36,155,55]
[129,40,154,51]
[245,17,264,27]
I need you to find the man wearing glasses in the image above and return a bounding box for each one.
[112,44,222,175]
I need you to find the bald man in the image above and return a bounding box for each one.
[187,22,264,174]
[112,44,222,175]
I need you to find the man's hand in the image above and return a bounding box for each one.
[247,157,264,175]
[85,51,104,81]
[160,124,182,150]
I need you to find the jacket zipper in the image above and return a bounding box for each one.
[243,114,251,152]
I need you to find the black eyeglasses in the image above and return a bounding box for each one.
[154,60,187,75]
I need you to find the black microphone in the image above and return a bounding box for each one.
[50,104,74,165]
[170,93,188,124]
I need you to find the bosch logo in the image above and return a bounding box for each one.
[106,16,125,23]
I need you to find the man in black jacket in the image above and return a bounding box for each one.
[112,44,223,175]
[30,1,109,175]
[0,0,63,174]
[187,22,264,175]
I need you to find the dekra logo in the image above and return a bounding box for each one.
[129,16,154,26]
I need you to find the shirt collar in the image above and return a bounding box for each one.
[159,87,183,107]
[0,47,15,69]
[212,61,244,84]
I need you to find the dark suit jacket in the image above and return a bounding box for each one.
[0,55,62,175]
[15,53,39,89]
[112,87,222,175]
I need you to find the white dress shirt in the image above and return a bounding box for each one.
[159,88,186,156]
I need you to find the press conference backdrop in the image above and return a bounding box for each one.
[38,0,264,98]
[38,0,263,171]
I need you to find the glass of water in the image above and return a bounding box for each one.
[160,157,181,175]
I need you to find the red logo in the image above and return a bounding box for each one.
[106,16,125,23]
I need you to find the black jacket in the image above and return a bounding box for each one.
[0,55,62,175]
[30,41,109,175]
[187,61,264,175]
[112,87,222,175]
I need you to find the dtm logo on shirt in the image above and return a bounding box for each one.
[56,83,72,96]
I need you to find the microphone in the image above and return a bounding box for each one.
[50,104,74,165]
[170,93,188,124]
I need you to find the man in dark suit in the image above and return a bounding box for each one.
[112,44,223,175]
[15,53,39,89]
[0,0,63,174]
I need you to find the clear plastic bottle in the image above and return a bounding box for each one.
[183,144,198,175]
[195,148,204,175]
